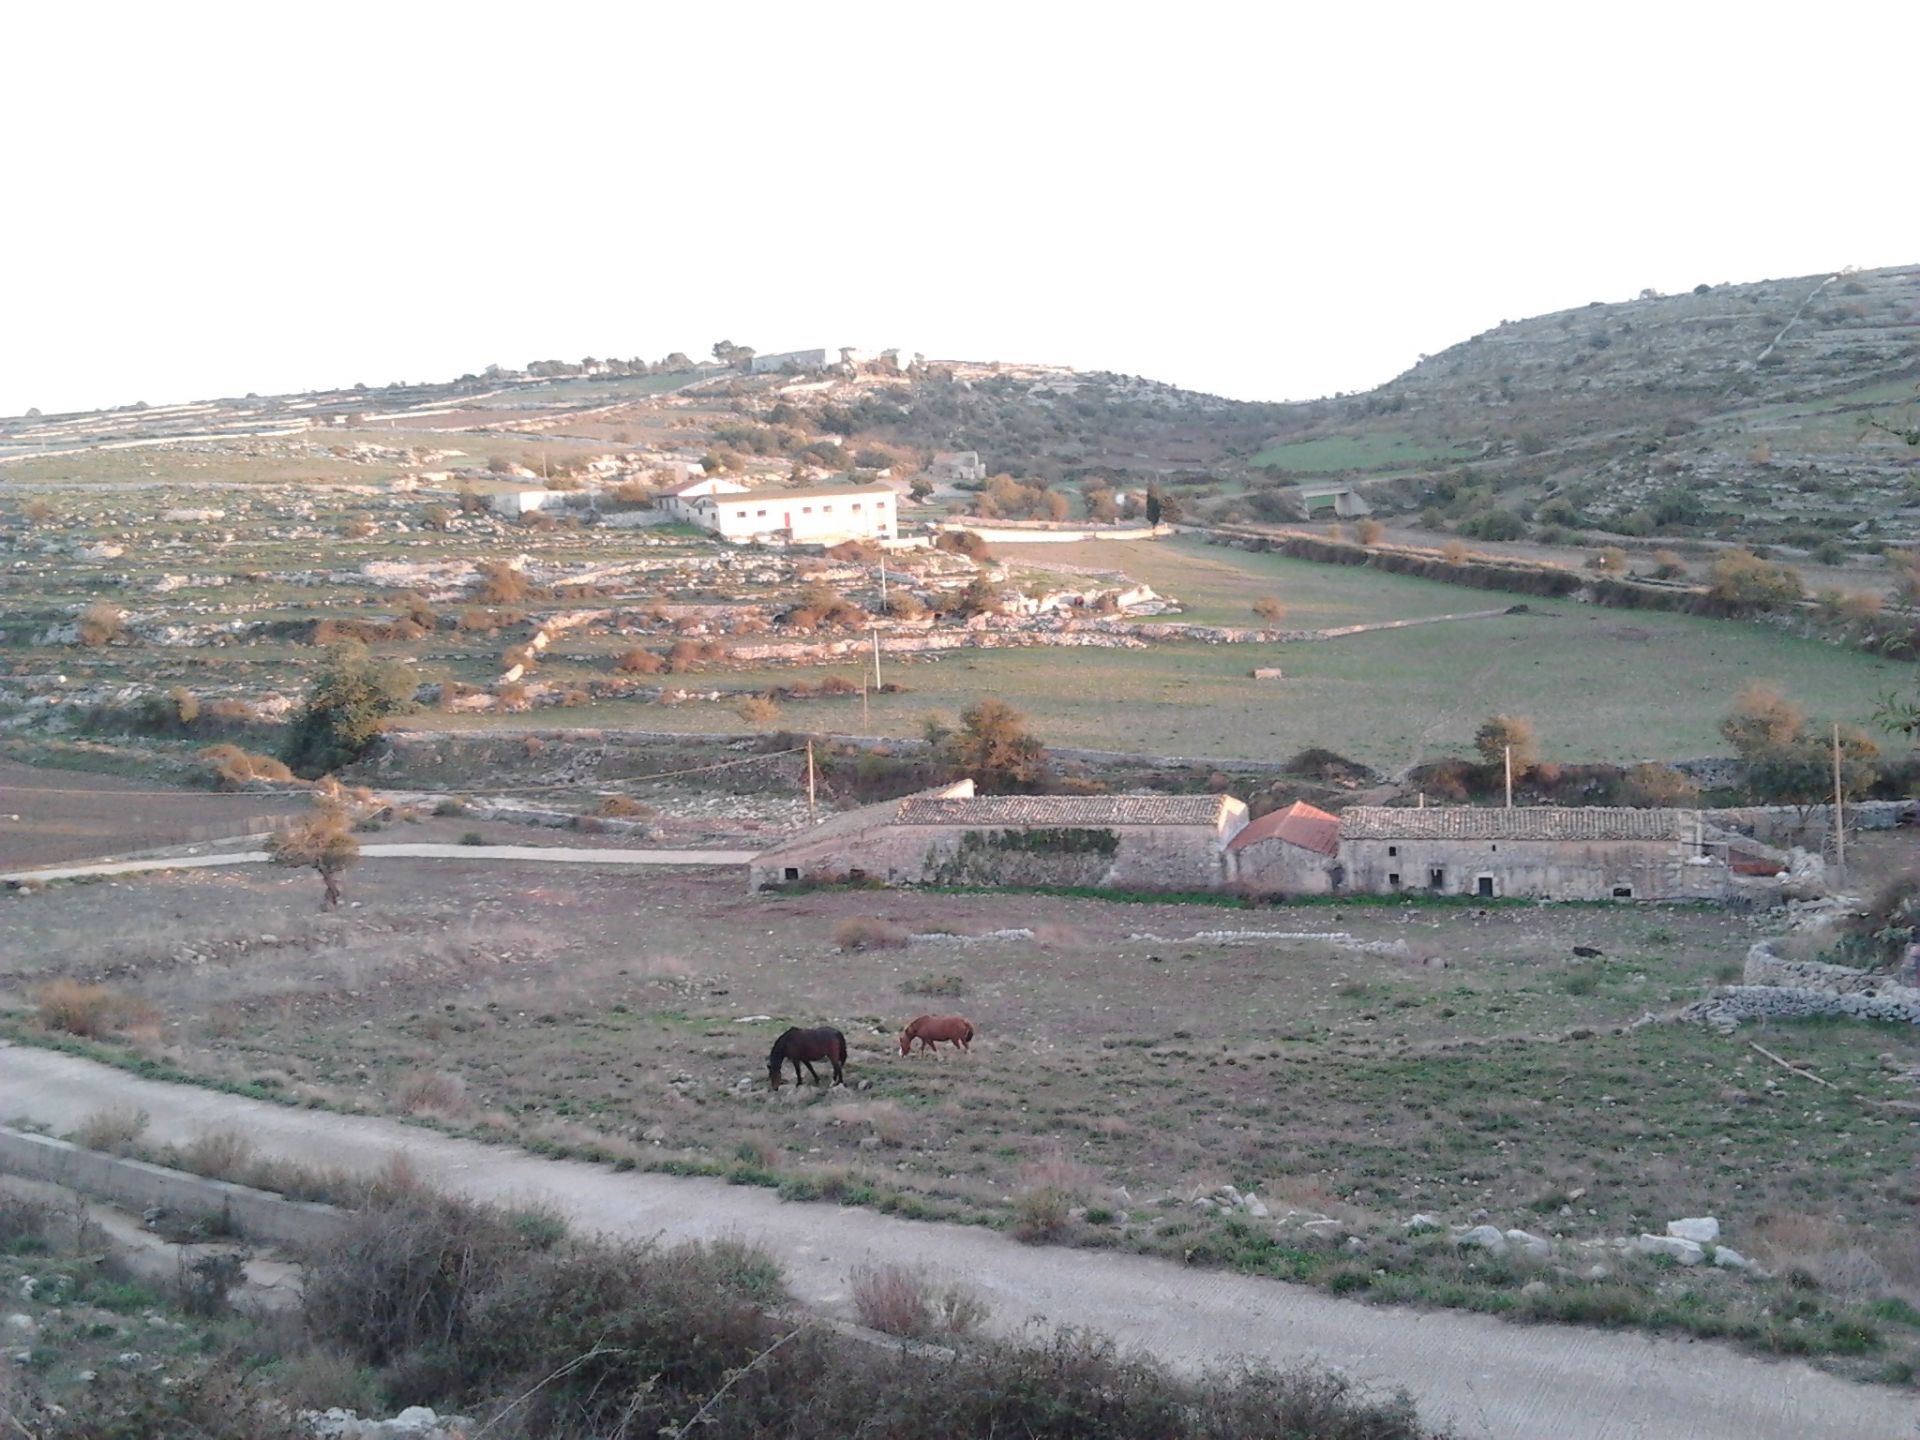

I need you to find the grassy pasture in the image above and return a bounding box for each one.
[1248,432,1477,473]
[8,857,1916,1377]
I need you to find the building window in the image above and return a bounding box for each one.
[822,505,833,513]
[757,510,767,518]
[1388,873,1401,888]
[1612,885,1634,899]
[1490,843,1497,852]
[784,867,800,882]
[1476,876,1495,898]
[852,502,863,511]
[802,506,812,514]
[734,510,746,518]
[1387,845,1398,857]
[1428,867,1445,890]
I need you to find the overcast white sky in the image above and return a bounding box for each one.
[4,2,1914,418]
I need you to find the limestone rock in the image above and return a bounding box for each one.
[1457,1225,1508,1255]
[1403,1214,1441,1233]
[1504,1229,1552,1261]
[1711,1246,1751,1270]
[1635,1234,1705,1265]
[1667,1216,1719,1244]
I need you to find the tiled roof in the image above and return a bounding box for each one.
[1228,800,1340,855]
[1341,807,1696,842]
[656,474,729,496]
[894,794,1239,828]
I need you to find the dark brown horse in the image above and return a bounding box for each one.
[768,1026,848,1089]
[898,1014,974,1057]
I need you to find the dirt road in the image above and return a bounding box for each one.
[0,843,759,885]
[0,1045,1906,1440]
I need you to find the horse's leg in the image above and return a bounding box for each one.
[803,1058,822,1086]
[831,1053,845,1086]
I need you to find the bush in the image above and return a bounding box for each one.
[835,917,908,951]
[76,599,128,647]
[615,647,665,674]
[474,560,531,604]
[459,830,486,846]
[1620,762,1700,807]
[71,1104,149,1154]
[35,979,123,1038]
[1708,550,1804,613]
[935,528,992,561]
[739,695,782,726]
[279,643,418,779]
[902,973,965,997]
[1251,596,1285,623]
[850,1263,989,1339]
[1012,1185,1073,1243]
[396,1071,469,1116]
[200,744,296,787]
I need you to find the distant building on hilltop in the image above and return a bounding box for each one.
[750,348,834,374]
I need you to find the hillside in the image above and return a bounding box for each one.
[1232,264,1920,549]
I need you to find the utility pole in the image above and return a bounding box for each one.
[1504,745,1513,809]
[1832,722,1846,874]
[878,551,888,611]
[806,739,816,822]
[871,625,882,694]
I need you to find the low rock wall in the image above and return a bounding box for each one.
[0,1126,351,1248]
[1685,938,1920,1028]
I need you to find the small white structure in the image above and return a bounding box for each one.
[750,348,833,374]
[930,451,987,484]
[491,490,556,518]
[682,483,898,544]
[655,473,748,520]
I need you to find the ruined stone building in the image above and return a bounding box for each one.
[748,780,1248,891]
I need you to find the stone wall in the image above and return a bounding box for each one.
[1232,842,1339,896]
[1339,836,1726,901]
[1683,939,1920,1028]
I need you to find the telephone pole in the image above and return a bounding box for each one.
[871,625,882,694]
[805,739,816,822]
[1504,745,1514,808]
[1832,722,1846,874]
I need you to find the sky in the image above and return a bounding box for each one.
[4,2,1915,418]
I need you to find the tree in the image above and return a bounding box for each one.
[280,643,418,778]
[937,697,1047,793]
[1145,487,1163,528]
[268,795,361,908]
[1473,714,1538,775]
[1743,727,1879,809]
[1720,682,1804,758]
[1707,550,1804,613]
[1620,762,1700,808]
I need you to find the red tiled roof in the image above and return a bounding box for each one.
[1227,800,1340,855]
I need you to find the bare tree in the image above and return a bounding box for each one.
[268,795,362,908]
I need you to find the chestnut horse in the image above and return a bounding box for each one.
[898,1014,975,1057]
[768,1026,848,1090]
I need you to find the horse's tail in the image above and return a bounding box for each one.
[963,1019,975,1043]
[835,1029,849,1064]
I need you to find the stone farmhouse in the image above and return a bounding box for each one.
[930,451,987,484]
[676,482,899,545]
[1227,800,1342,894]
[751,784,1732,901]
[1334,805,1726,901]
[654,473,745,520]
[748,780,1248,891]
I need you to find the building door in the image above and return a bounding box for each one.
[1428,867,1445,890]
[1476,875,1495,898]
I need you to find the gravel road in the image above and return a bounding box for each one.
[0,1045,1908,1440]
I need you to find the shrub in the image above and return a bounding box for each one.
[1354,518,1385,545]
[835,917,908,951]
[595,795,652,818]
[35,979,121,1038]
[473,560,531,603]
[198,744,295,787]
[396,1070,469,1116]
[1620,762,1699,807]
[459,830,486,846]
[1589,546,1629,575]
[615,647,665,674]
[851,1263,989,1339]
[1251,596,1285,623]
[76,599,128,647]
[902,973,965,997]
[279,642,418,779]
[739,695,782,726]
[1708,549,1804,613]
[176,1130,256,1184]
[884,590,929,620]
[1012,1185,1073,1243]
[935,528,992,561]
[71,1105,149,1154]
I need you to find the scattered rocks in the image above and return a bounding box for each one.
[1711,1247,1751,1271]
[1584,1264,1612,1281]
[306,1407,473,1439]
[1504,1229,1552,1261]
[1635,1234,1705,1265]
[1403,1214,1441,1233]
[1457,1225,1508,1255]
[1666,1216,1720,1244]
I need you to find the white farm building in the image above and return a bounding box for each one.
[681,482,898,545]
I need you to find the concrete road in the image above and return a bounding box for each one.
[0,843,759,885]
[0,1045,1908,1440]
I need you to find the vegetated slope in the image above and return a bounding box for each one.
[1235,264,1920,548]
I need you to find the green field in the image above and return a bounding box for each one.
[1247,432,1477,473]
[424,540,1904,769]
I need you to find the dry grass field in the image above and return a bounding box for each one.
[5,849,1916,1379]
